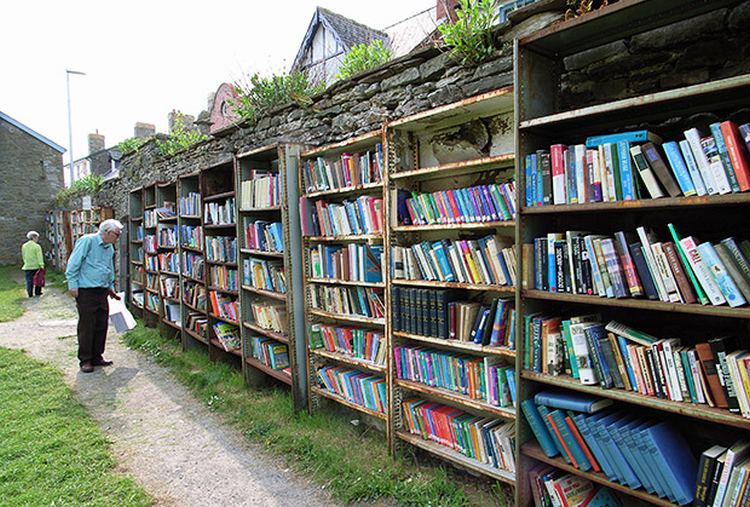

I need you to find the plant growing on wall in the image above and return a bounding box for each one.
[438,0,498,66]
[336,39,392,80]
[231,71,324,122]
[117,136,149,155]
[155,121,208,158]
[55,174,104,207]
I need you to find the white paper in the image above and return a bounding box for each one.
[108,292,136,332]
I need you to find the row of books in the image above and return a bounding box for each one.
[158,224,177,248]
[144,235,157,254]
[525,122,750,207]
[394,345,517,408]
[240,172,280,209]
[402,398,515,473]
[181,252,204,281]
[186,312,207,339]
[179,192,200,216]
[392,235,516,287]
[155,203,176,219]
[308,323,386,366]
[696,440,750,507]
[316,365,386,414]
[135,225,144,241]
[158,252,179,273]
[133,247,144,262]
[396,182,517,226]
[249,336,289,370]
[308,244,383,283]
[243,219,284,252]
[163,301,181,324]
[145,254,158,272]
[522,391,696,505]
[242,258,286,294]
[300,196,383,237]
[213,322,241,351]
[160,277,179,299]
[209,291,238,322]
[209,265,238,291]
[145,292,159,312]
[204,198,236,226]
[529,466,623,507]
[248,302,287,334]
[132,290,144,307]
[183,282,206,311]
[144,210,158,228]
[206,236,237,264]
[524,315,750,417]
[310,285,385,320]
[393,288,516,348]
[146,273,159,291]
[302,144,384,193]
[179,225,202,249]
[532,226,750,308]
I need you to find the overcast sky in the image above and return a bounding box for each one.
[2,1,435,166]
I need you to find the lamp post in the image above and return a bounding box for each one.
[66,69,86,187]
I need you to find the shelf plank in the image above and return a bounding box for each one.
[207,286,239,296]
[522,442,675,507]
[206,260,238,267]
[181,273,205,284]
[522,371,750,430]
[309,308,385,327]
[160,270,179,276]
[208,313,239,326]
[311,386,387,421]
[309,349,386,374]
[244,357,292,386]
[242,322,289,344]
[203,190,235,202]
[395,379,516,420]
[179,214,201,220]
[393,220,514,233]
[521,192,750,215]
[307,278,385,289]
[305,181,383,199]
[523,289,750,319]
[392,278,515,293]
[390,153,514,181]
[185,328,209,344]
[161,319,182,332]
[209,338,242,357]
[393,331,515,359]
[301,130,381,158]
[241,284,287,301]
[204,223,237,229]
[180,245,203,254]
[239,248,284,258]
[239,206,281,212]
[397,431,515,485]
[304,234,383,243]
[182,300,206,314]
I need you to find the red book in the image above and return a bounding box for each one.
[565,416,599,471]
[550,144,567,204]
[445,190,462,223]
[720,120,750,191]
[663,241,697,304]
[545,413,579,468]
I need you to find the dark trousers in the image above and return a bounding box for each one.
[23,269,41,297]
[76,288,109,365]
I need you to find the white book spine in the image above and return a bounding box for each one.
[651,242,682,303]
[603,146,617,201]
[662,340,684,402]
[636,227,669,302]
[684,128,719,195]
[629,145,665,198]
[575,144,587,203]
[679,139,707,196]
[598,146,611,202]
[688,350,706,404]
[679,236,727,305]
[570,324,597,385]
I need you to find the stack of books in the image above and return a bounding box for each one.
[243,219,284,252]
[209,265,237,291]
[242,258,286,293]
[300,196,383,236]
[213,322,241,351]
[310,285,385,320]
[302,144,384,193]
[155,203,176,219]
[204,198,236,225]
[186,312,207,338]
[309,323,386,366]
[206,236,237,263]
[179,192,200,216]
[179,224,203,249]
[240,172,280,209]
[528,465,623,507]
[209,291,238,321]
[249,336,289,370]
[309,244,383,283]
[249,302,287,334]
[316,365,386,414]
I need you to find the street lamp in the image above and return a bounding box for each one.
[66,69,86,187]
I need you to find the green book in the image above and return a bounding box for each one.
[562,319,580,379]
[667,222,709,305]
[608,143,623,201]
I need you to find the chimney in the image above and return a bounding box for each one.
[88,130,105,154]
[436,0,460,22]
[168,110,196,134]
[134,122,156,139]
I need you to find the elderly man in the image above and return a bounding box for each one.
[65,219,123,373]
[21,230,44,297]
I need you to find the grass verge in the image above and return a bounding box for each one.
[0,347,151,505]
[0,265,26,322]
[123,325,511,506]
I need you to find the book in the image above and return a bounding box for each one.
[534,391,613,413]
[697,242,747,307]
[641,142,682,197]
[585,130,663,148]
[629,144,665,198]
[696,445,728,507]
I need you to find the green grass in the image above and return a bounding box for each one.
[46,267,68,290]
[123,325,512,506]
[0,347,151,506]
[0,265,26,322]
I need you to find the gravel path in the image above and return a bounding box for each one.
[0,284,336,507]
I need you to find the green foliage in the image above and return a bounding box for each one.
[117,136,148,155]
[0,347,151,505]
[438,0,498,66]
[55,174,104,208]
[0,265,25,322]
[231,71,324,122]
[337,39,392,80]
[122,324,510,506]
[155,120,208,158]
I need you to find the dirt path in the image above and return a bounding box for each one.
[0,284,336,507]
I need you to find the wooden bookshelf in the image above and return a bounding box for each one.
[156,181,180,336]
[514,3,750,506]
[386,87,519,480]
[237,144,305,409]
[300,131,390,435]
[128,187,145,317]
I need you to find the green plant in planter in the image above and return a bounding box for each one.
[337,39,392,80]
[231,71,324,122]
[438,0,498,66]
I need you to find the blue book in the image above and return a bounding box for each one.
[364,245,383,283]
[536,404,571,464]
[567,146,578,203]
[608,417,648,490]
[549,409,592,471]
[598,414,641,489]
[574,414,616,479]
[710,122,742,192]
[616,335,638,391]
[533,391,613,413]
[472,308,490,344]
[534,154,544,207]
[663,141,697,196]
[585,130,662,148]
[629,421,671,498]
[617,141,637,200]
[586,412,623,482]
[679,139,707,196]
[506,368,516,406]
[621,420,659,495]
[488,300,505,346]
[521,400,558,457]
[697,242,747,307]
[431,241,455,282]
[547,233,560,292]
[496,249,512,287]
[585,487,624,507]
[527,154,537,207]
[641,423,696,505]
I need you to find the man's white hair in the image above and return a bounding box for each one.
[27,231,39,240]
[99,219,124,234]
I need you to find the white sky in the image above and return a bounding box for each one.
[2,1,435,166]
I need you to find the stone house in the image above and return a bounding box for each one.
[0,110,65,264]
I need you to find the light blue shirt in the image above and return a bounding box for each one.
[65,233,115,289]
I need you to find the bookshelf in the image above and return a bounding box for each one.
[69,206,114,244]
[514,1,750,505]
[385,88,519,481]
[156,181,180,338]
[300,130,390,429]
[45,209,71,270]
[141,183,160,325]
[236,144,306,409]
[128,188,145,316]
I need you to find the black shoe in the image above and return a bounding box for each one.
[92,359,113,367]
[80,362,94,373]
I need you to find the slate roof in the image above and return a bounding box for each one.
[0,110,65,153]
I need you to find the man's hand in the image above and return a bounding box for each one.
[107,289,121,301]
[69,288,78,298]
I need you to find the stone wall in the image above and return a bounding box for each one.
[0,118,64,264]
